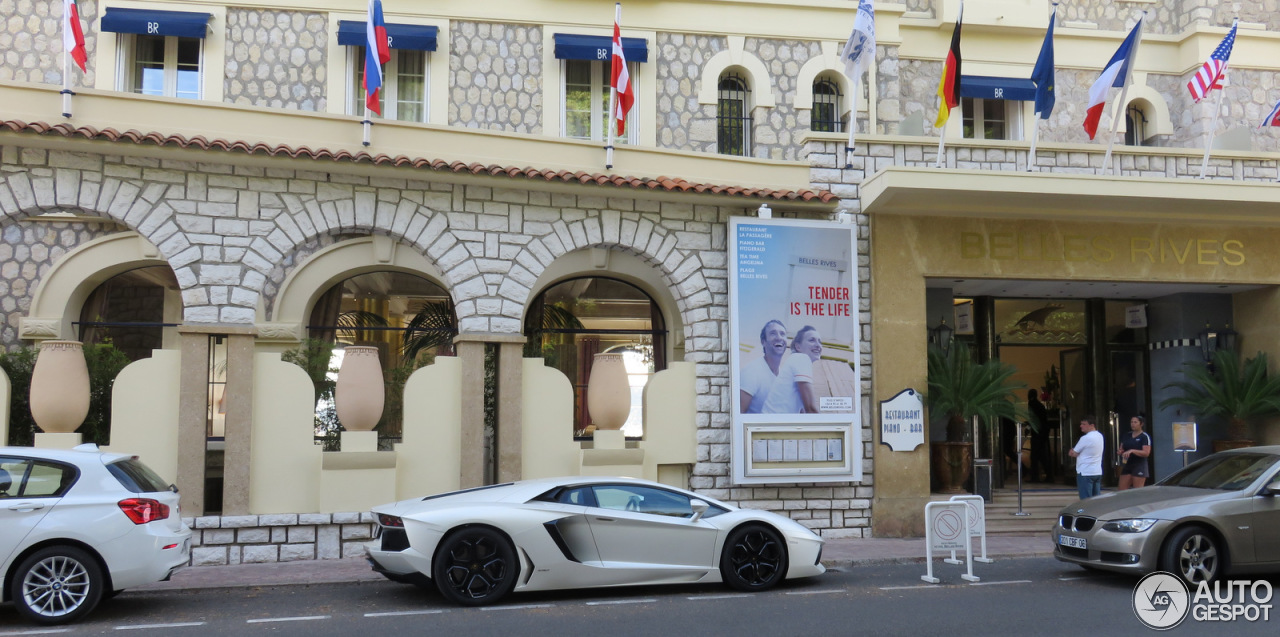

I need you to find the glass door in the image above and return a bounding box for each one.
[1058,347,1089,485]
[1107,348,1150,484]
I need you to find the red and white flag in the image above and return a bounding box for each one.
[63,0,87,73]
[610,12,634,136]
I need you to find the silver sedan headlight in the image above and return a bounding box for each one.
[1101,518,1158,533]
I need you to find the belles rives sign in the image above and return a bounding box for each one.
[728,217,861,485]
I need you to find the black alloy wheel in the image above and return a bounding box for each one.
[720,524,787,592]
[10,546,105,625]
[432,527,518,606]
[1160,525,1224,586]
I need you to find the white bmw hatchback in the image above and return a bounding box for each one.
[0,445,191,624]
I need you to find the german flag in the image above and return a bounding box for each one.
[934,7,963,128]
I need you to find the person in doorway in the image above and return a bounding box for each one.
[1027,389,1052,482]
[740,319,788,414]
[762,326,822,414]
[1118,415,1152,490]
[1069,415,1104,499]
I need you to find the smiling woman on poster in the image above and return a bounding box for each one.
[762,326,823,414]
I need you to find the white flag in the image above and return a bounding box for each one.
[842,0,876,81]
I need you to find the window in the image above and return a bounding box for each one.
[562,59,640,143]
[1124,104,1149,146]
[102,8,211,100]
[78,265,180,362]
[0,458,78,498]
[122,34,202,99]
[349,48,429,122]
[524,277,667,439]
[717,73,751,156]
[811,76,843,133]
[590,484,727,518]
[962,98,1020,141]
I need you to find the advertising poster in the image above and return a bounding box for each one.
[729,217,861,484]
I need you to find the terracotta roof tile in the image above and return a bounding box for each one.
[0,120,837,204]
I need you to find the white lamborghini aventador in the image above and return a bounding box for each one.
[366,477,825,605]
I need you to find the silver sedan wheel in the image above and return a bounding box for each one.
[1171,530,1220,585]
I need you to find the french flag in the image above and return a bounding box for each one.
[1084,18,1142,140]
[364,0,391,114]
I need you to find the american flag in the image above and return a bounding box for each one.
[1187,22,1236,102]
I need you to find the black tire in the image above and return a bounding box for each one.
[9,546,104,625]
[432,527,518,606]
[719,524,788,592]
[1160,526,1225,586]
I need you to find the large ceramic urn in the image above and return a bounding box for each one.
[335,346,385,432]
[586,352,631,430]
[30,340,90,434]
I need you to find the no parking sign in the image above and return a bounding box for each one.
[922,501,979,584]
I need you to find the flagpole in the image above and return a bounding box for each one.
[1027,122,1039,172]
[845,76,858,169]
[61,44,72,119]
[1102,13,1145,175]
[362,103,372,146]
[605,3,621,170]
[1198,73,1227,179]
[935,108,947,168]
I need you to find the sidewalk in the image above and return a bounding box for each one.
[136,534,1055,592]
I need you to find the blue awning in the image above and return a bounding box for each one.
[960,76,1037,101]
[337,21,438,52]
[101,8,211,39]
[553,34,648,63]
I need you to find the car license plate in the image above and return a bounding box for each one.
[1058,534,1086,550]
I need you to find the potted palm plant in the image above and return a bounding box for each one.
[926,341,1029,493]
[1159,349,1280,452]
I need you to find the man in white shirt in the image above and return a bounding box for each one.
[1068,415,1105,499]
[740,320,788,413]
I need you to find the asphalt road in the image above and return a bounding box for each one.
[0,558,1274,636]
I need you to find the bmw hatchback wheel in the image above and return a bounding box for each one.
[10,546,104,625]
[432,527,518,606]
[720,524,788,592]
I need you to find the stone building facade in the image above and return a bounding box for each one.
[2,0,1280,554]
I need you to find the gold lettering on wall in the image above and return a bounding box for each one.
[958,232,1245,267]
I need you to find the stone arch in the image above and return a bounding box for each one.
[526,247,687,357]
[795,41,859,119]
[261,235,449,340]
[22,232,171,341]
[695,36,777,110]
[1120,79,1173,139]
[504,213,710,348]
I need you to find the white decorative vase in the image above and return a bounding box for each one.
[586,352,631,431]
[30,340,90,434]
[335,346,385,432]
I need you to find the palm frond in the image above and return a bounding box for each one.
[402,299,459,361]
[926,342,1030,442]
[1160,350,1280,440]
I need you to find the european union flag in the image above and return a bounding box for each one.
[1032,12,1055,119]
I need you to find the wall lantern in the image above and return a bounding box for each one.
[1199,323,1238,364]
[929,316,954,356]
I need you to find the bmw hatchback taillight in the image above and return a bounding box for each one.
[118,498,170,524]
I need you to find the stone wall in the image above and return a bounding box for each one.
[655,32,724,153]
[0,217,118,350]
[448,21,542,133]
[0,0,98,87]
[186,512,376,566]
[743,38,821,161]
[224,9,327,111]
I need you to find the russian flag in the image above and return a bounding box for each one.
[1084,18,1142,140]
[364,0,391,115]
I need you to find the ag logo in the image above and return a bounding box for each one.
[1133,572,1190,630]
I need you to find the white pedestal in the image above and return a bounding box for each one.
[35,432,83,449]
[581,429,644,478]
[593,429,626,450]
[341,431,379,452]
